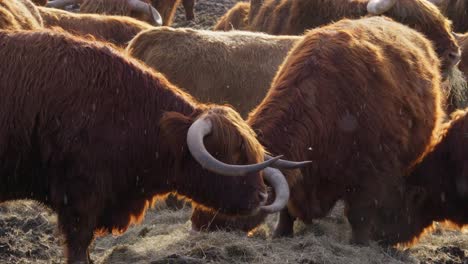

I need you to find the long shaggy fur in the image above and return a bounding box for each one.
[388,109,468,246]
[195,16,446,245]
[213,2,250,31]
[0,29,271,263]
[38,7,152,47]
[238,0,460,79]
[0,0,43,29]
[126,27,300,117]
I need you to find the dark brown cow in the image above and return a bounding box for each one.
[46,0,162,25]
[372,109,468,246]
[38,6,152,47]
[213,2,250,31]
[224,0,461,79]
[0,0,43,29]
[192,16,445,245]
[0,29,307,263]
[428,0,468,32]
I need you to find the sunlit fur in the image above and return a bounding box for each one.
[245,0,459,79]
[380,109,468,246]
[213,2,250,31]
[38,6,152,47]
[187,17,447,242]
[247,16,444,244]
[432,0,468,32]
[457,32,468,78]
[126,27,301,117]
[0,29,270,263]
[0,0,43,29]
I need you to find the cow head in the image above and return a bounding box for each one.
[366,0,461,79]
[160,106,308,216]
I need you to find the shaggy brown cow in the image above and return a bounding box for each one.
[428,0,468,32]
[236,0,461,78]
[0,0,43,29]
[0,29,309,263]
[213,2,250,31]
[372,109,468,246]
[192,16,446,245]
[38,6,152,47]
[47,0,162,25]
[126,27,301,117]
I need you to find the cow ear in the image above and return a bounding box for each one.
[160,111,194,158]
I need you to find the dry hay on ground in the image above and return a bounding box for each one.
[1,200,466,264]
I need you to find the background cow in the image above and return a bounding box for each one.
[217,0,461,82]
[213,2,249,31]
[38,6,152,47]
[193,16,446,246]
[0,0,43,29]
[126,27,301,117]
[0,29,304,263]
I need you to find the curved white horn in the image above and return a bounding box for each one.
[260,167,290,213]
[367,0,397,15]
[265,154,312,169]
[187,117,283,176]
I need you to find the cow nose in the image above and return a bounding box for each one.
[258,191,268,205]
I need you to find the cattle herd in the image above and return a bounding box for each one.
[0,0,467,263]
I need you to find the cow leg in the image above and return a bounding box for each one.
[57,199,97,264]
[182,0,195,20]
[59,214,95,264]
[273,207,295,237]
[345,194,376,246]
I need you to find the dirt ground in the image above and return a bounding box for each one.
[0,0,467,263]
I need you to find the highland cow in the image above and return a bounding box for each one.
[0,0,43,29]
[225,0,461,78]
[213,2,250,31]
[192,16,446,245]
[47,0,163,26]
[0,29,311,263]
[126,27,301,117]
[372,109,468,246]
[38,6,152,47]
